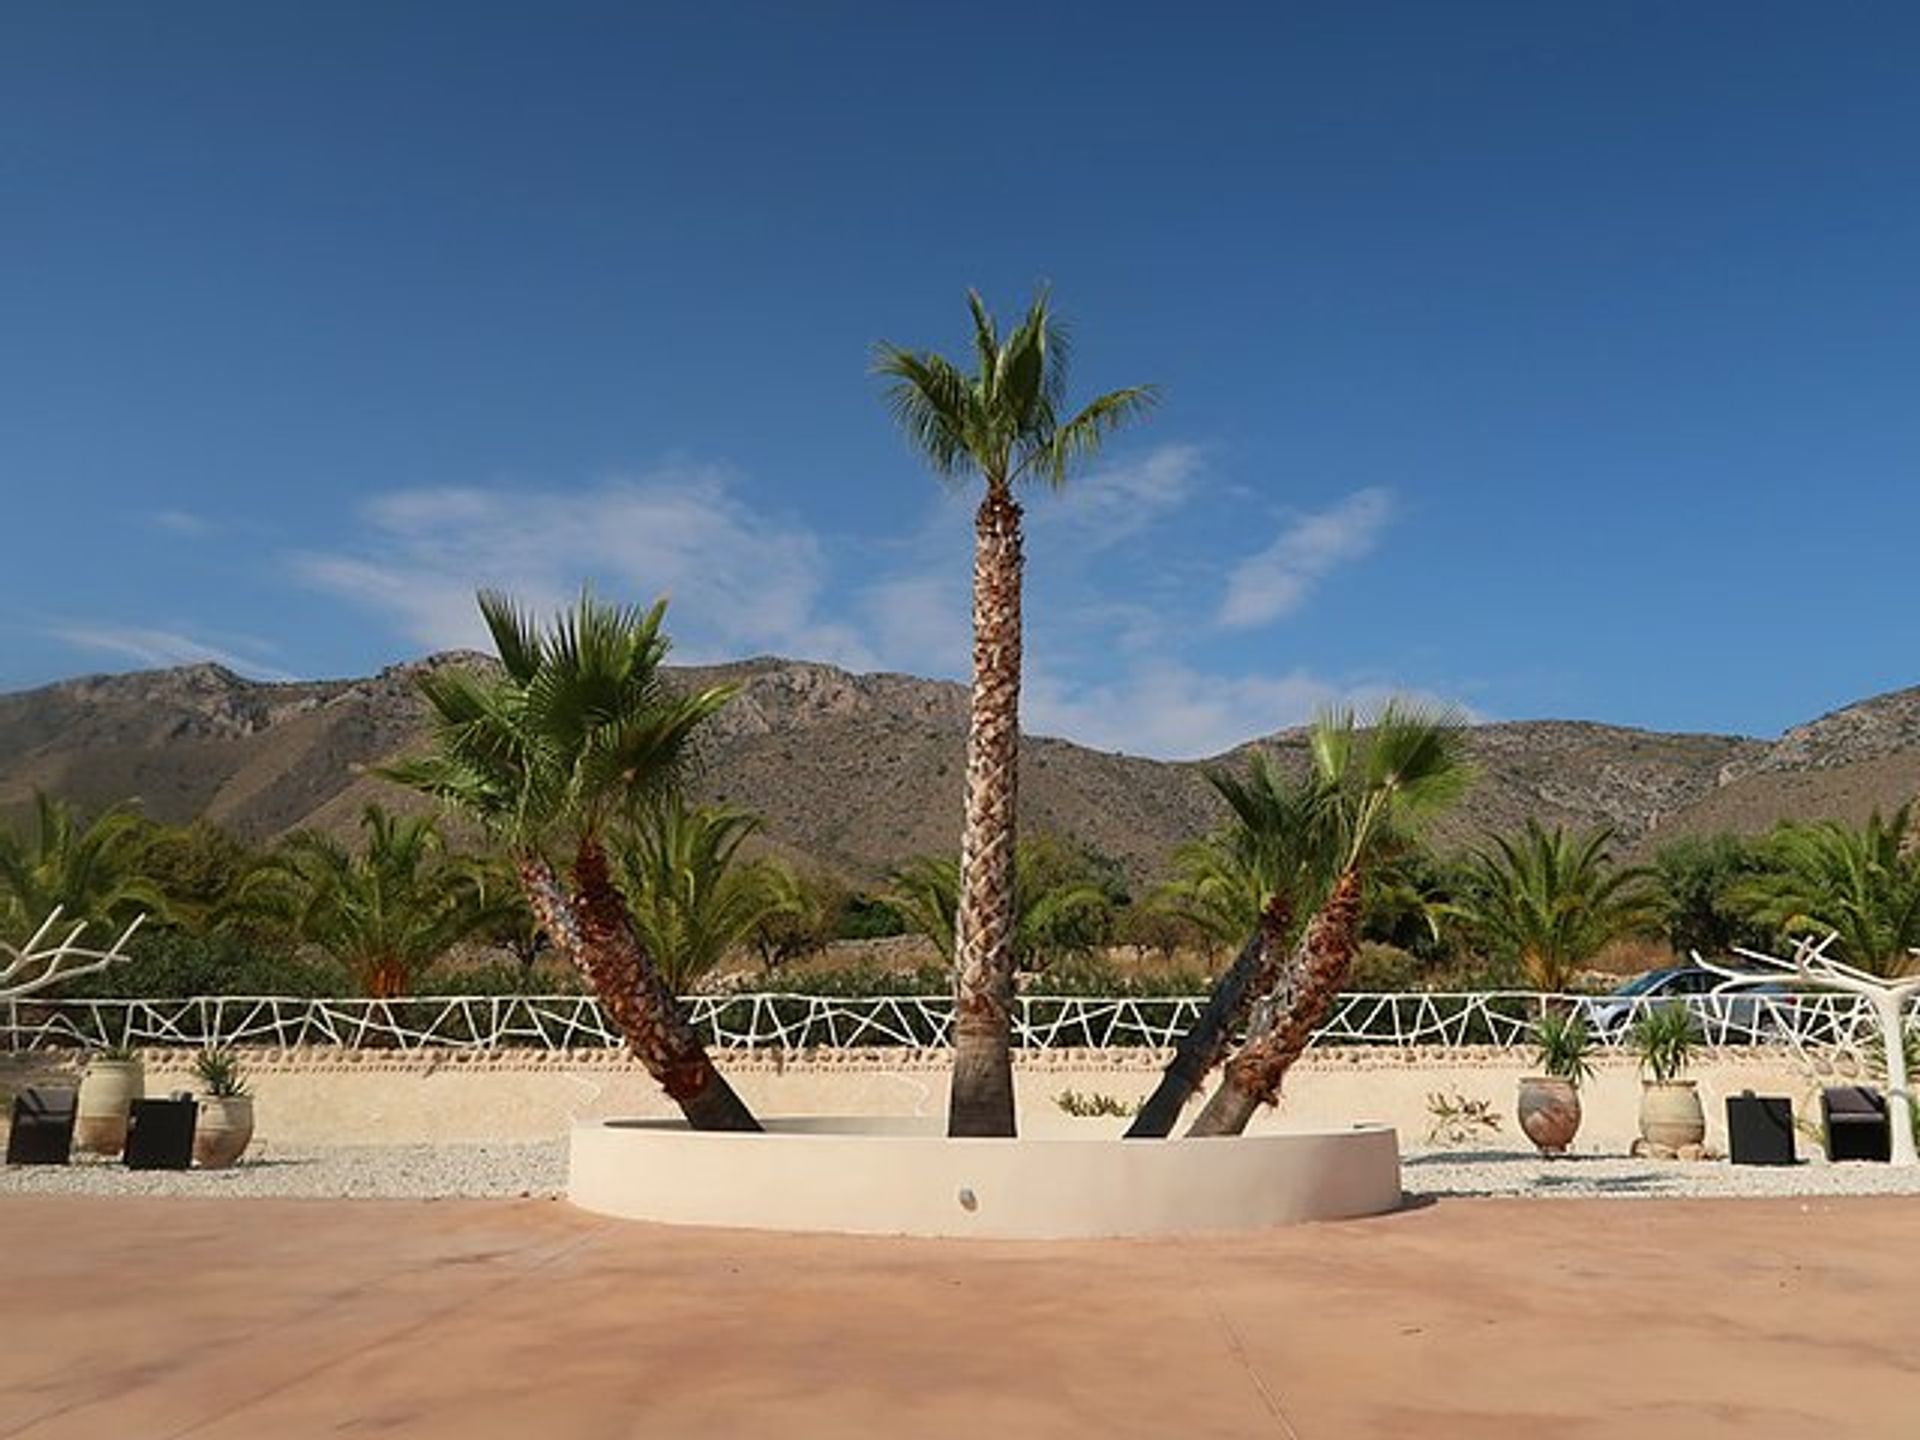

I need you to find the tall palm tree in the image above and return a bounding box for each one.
[1735,806,1920,977]
[0,792,165,943]
[876,290,1156,1136]
[227,805,496,998]
[1188,704,1471,1137]
[614,799,782,994]
[1449,821,1660,991]
[1128,752,1345,1138]
[385,590,760,1130]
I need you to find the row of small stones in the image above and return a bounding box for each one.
[13,1044,1859,1075]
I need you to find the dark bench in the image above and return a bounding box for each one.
[1822,1086,1891,1163]
[6,1086,77,1165]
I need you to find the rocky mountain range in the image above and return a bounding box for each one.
[2,657,1918,883]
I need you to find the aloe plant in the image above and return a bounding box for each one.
[1532,1011,1595,1086]
[193,1046,250,1100]
[1630,1002,1699,1084]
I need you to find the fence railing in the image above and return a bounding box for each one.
[2,990,1899,1057]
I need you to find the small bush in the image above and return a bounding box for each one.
[1054,1088,1140,1118]
[1425,1090,1502,1147]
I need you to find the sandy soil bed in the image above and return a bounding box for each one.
[2,1191,1914,1438]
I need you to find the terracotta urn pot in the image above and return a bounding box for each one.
[75,1057,145,1156]
[193,1096,255,1169]
[1639,1081,1706,1151]
[1517,1077,1582,1155]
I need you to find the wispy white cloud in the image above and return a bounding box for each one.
[1025,657,1469,760]
[1033,443,1204,550]
[1218,487,1394,628]
[150,509,213,537]
[292,465,876,669]
[860,572,972,678]
[48,624,294,681]
[282,450,1454,760]
[853,443,1206,679]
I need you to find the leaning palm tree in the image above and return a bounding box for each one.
[1734,806,1920,978]
[385,590,760,1130]
[227,805,496,998]
[1127,752,1346,1138]
[1187,705,1471,1137]
[614,799,782,994]
[1449,821,1661,991]
[876,290,1155,1135]
[0,792,165,943]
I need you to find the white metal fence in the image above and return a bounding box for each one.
[2,989,1900,1056]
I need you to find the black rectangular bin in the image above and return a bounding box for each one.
[124,1097,197,1170]
[1821,1086,1891,1163]
[1726,1091,1795,1166]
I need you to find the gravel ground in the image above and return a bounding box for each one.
[1404,1147,1920,1199]
[0,1139,567,1200]
[5,1138,1920,1204]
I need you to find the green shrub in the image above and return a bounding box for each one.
[837,895,908,940]
[58,930,343,999]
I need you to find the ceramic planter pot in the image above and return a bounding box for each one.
[1517,1076,1582,1155]
[76,1057,145,1156]
[1639,1080,1706,1150]
[193,1096,255,1169]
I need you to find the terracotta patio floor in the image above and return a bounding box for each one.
[1,1193,1915,1438]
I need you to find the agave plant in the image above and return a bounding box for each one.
[876,290,1155,1137]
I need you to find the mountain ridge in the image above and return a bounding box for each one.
[2,657,1917,883]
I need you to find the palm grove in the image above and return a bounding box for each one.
[7,294,1920,1135]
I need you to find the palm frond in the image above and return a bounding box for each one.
[873,345,975,478]
[1036,385,1160,488]
[477,589,545,683]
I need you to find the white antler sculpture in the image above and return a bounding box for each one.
[1693,933,1920,1166]
[0,907,145,1003]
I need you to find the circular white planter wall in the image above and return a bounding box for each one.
[568,1117,1402,1238]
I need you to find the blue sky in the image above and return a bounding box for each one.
[3,3,1916,758]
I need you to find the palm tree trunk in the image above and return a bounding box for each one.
[949,488,1023,1138]
[1187,869,1364,1138]
[1125,894,1292,1139]
[517,846,759,1132]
